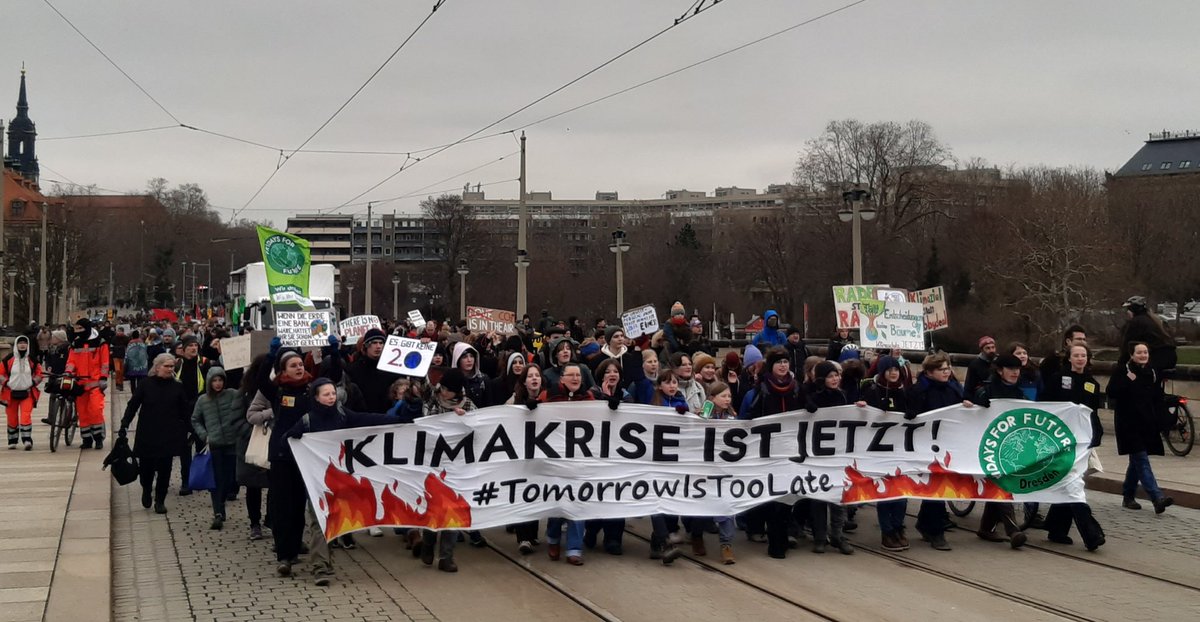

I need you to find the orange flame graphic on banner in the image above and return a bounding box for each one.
[317,448,472,540]
[841,452,1013,503]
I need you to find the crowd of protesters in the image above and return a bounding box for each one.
[3,293,1180,585]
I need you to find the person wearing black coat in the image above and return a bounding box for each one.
[1040,345,1106,550]
[972,355,1029,549]
[905,353,970,551]
[963,336,997,398]
[803,361,856,555]
[118,353,191,514]
[343,329,402,413]
[862,356,911,551]
[745,349,808,559]
[1106,342,1174,514]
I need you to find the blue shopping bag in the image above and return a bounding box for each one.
[188,448,216,491]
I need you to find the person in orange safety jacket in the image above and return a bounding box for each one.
[66,318,110,450]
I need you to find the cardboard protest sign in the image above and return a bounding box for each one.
[292,401,1093,539]
[377,335,436,377]
[908,286,949,331]
[832,284,889,329]
[219,334,254,370]
[466,306,516,335]
[621,305,659,339]
[275,311,335,347]
[407,310,426,327]
[874,287,908,303]
[339,315,382,345]
[859,300,926,350]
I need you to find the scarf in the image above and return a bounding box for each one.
[277,371,314,389]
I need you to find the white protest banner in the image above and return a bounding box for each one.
[466,306,516,335]
[377,335,436,377]
[291,400,1092,540]
[407,310,425,327]
[832,284,889,329]
[219,334,253,370]
[858,299,926,350]
[908,286,949,331]
[339,315,382,345]
[874,287,908,303]
[275,311,335,347]
[621,304,659,339]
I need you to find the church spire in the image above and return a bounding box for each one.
[7,66,38,183]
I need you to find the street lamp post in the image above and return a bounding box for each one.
[608,230,631,317]
[838,185,875,285]
[456,259,470,320]
[391,273,402,321]
[6,268,17,326]
[27,278,35,323]
[347,284,355,317]
[514,250,530,318]
[39,202,48,325]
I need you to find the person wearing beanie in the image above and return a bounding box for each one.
[190,367,247,531]
[965,335,998,397]
[579,338,603,369]
[784,326,810,372]
[147,327,176,362]
[719,351,744,405]
[284,377,398,586]
[862,355,912,552]
[251,338,316,577]
[742,346,806,557]
[752,309,788,350]
[417,367,477,573]
[803,361,856,556]
[66,317,110,450]
[971,353,1030,549]
[343,328,404,413]
[837,344,862,363]
[692,352,718,391]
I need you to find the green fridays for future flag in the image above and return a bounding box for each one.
[257,226,315,310]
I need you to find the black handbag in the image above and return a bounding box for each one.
[102,438,140,486]
[8,389,28,401]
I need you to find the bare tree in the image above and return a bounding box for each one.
[420,194,481,310]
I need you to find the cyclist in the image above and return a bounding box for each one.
[1,336,44,450]
[65,318,110,450]
[1117,296,1176,372]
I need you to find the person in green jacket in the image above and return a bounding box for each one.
[192,367,248,531]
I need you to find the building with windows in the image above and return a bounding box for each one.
[1113,130,1200,177]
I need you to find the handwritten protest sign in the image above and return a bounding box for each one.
[407,310,426,327]
[875,287,908,303]
[219,334,253,370]
[832,284,889,329]
[292,401,1092,539]
[859,300,926,350]
[339,315,382,345]
[275,311,335,347]
[621,305,659,339]
[908,286,949,331]
[466,306,516,335]
[377,335,436,377]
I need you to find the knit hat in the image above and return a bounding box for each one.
[692,352,716,372]
[743,344,764,368]
[815,361,839,379]
[309,377,335,399]
[604,325,623,342]
[180,335,199,348]
[978,336,995,349]
[994,353,1022,369]
[162,328,177,340]
[362,328,387,346]
[669,302,687,327]
[837,344,861,362]
[876,355,901,376]
[764,348,790,370]
[439,368,465,395]
[723,351,741,369]
[276,350,302,372]
[580,340,601,358]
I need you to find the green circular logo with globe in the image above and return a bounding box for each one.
[978,407,1076,494]
[264,235,305,276]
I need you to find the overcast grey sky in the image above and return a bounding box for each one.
[6,0,1197,226]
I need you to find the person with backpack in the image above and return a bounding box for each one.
[1,336,43,450]
[124,330,150,394]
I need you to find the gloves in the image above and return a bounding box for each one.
[903,412,917,421]
[805,403,818,414]
[607,395,622,411]
[268,336,282,360]
[524,399,539,411]
[286,426,304,440]
[98,378,108,393]
[674,404,690,415]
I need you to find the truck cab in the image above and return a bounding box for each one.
[229,262,338,331]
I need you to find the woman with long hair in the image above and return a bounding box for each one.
[1107,342,1174,514]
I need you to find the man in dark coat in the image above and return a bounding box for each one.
[343,328,402,413]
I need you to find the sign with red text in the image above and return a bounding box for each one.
[466,306,516,335]
[908,286,949,331]
[339,315,382,345]
[832,284,890,329]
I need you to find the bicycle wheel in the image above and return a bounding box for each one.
[48,399,62,453]
[63,403,77,447]
[948,500,976,517]
[1164,401,1195,457]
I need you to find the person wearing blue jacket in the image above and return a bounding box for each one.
[751,310,787,350]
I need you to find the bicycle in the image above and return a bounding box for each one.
[45,374,80,453]
[1162,393,1194,457]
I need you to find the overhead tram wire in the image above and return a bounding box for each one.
[243,178,518,213]
[330,0,730,211]
[325,149,522,214]
[41,0,183,125]
[510,0,871,135]
[231,0,450,219]
[41,125,179,141]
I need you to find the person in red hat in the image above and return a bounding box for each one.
[964,336,997,397]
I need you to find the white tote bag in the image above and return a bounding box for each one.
[246,423,272,470]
